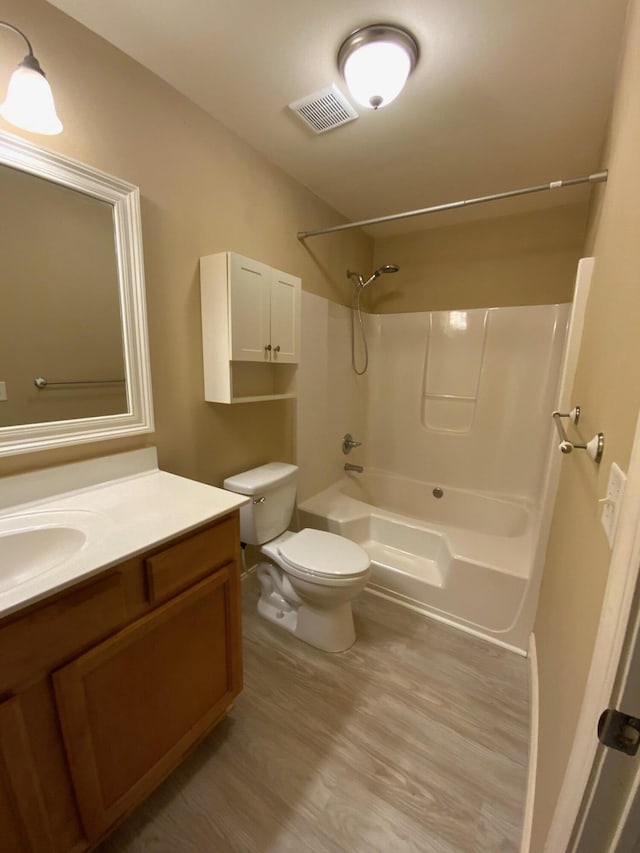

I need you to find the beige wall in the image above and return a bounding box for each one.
[369,203,588,314]
[1,0,636,843]
[0,1,586,485]
[531,0,640,849]
[0,163,126,427]
[0,0,372,483]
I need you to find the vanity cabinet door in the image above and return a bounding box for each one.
[0,696,54,852]
[53,567,241,842]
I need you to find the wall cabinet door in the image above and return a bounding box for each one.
[0,696,54,852]
[227,254,300,364]
[270,270,300,363]
[229,254,271,361]
[53,567,241,842]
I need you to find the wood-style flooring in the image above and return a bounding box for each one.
[98,576,529,852]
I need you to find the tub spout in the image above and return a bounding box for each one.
[344,463,363,473]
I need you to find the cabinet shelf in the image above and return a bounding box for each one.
[227,361,296,403]
[231,393,296,404]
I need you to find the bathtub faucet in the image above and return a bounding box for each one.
[344,463,363,473]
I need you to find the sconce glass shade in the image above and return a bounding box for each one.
[0,62,63,135]
[338,24,419,110]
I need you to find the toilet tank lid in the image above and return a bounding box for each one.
[223,462,298,495]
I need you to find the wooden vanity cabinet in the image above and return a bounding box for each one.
[0,696,54,852]
[54,567,238,840]
[0,510,243,852]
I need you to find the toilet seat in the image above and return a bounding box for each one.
[277,528,370,580]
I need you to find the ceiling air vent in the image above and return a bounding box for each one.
[289,84,358,134]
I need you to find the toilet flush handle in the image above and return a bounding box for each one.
[252,496,266,504]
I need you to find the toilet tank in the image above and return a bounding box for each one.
[223,463,298,545]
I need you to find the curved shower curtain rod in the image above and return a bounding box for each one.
[297,170,608,240]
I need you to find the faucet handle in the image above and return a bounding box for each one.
[342,433,362,454]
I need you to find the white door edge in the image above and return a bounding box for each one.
[571,551,640,851]
[543,398,640,849]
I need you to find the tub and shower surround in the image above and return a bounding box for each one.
[296,292,569,651]
[365,302,569,501]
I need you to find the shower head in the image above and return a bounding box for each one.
[347,264,400,290]
[348,263,400,374]
[346,269,365,286]
[362,263,400,288]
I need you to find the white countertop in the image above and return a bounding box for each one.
[0,448,248,619]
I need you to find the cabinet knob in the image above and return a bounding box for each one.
[274,345,281,353]
[265,344,272,352]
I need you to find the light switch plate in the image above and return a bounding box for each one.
[0,381,7,401]
[601,462,626,548]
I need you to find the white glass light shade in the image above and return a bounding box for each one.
[0,65,63,135]
[343,40,412,110]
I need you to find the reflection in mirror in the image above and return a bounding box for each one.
[0,131,154,456]
[0,163,128,427]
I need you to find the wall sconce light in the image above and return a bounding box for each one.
[0,21,62,135]
[338,24,419,111]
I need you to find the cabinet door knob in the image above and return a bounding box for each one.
[265,344,272,352]
[274,345,281,353]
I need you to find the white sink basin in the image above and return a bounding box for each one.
[0,449,249,619]
[0,511,103,593]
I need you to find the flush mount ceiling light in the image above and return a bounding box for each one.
[337,23,419,111]
[0,21,62,135]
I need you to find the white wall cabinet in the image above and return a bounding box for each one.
[201,252,301,403]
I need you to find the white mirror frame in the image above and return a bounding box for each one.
[0,131,154,456]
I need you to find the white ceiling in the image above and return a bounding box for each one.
[48,0,630,235]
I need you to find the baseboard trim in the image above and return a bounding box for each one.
[521,632,539,852]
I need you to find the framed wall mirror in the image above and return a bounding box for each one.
[0,131,154,456]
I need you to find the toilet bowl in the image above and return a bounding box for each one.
[258,529,370,652]
[223,464,370,652]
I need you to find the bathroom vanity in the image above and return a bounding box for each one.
[0,134,248,850]
[0,450,247,851]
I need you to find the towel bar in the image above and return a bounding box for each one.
[34,376,125,388]
[552,406,604,463]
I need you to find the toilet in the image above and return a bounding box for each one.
[223,462,370,652]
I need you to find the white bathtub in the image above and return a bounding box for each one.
[298,471,538,654]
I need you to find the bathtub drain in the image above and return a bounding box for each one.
[432,487,444,499]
